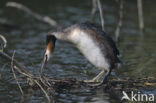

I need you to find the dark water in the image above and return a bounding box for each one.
[0,0,156,103]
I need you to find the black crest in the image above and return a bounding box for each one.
[46,35,57,45]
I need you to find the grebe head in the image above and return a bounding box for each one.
[42,35,56,70]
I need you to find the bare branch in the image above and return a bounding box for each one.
[97,0,105,31]
[6,2,58,27]
[137,0,144,32]
[115,0,124,42]
[90,0,97,21]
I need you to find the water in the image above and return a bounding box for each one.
[0,0,156,103]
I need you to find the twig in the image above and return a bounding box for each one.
[34,80,51,102]
[90,0,97,21]
[0,34,7,52]
[39,76,51,88]
[0,63,7,71]
[6,2,58,27]
[11,51,24,95]
[137,0,144,32]
[97,0,105,31]
[115,0,124,42]
[0,52,34,78]
[0,51,51,101]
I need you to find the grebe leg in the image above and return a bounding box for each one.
[84,69,105,83]
[100,69,112,85]
[84,69,112,86]
[92,70,105,82]
[92,69,111,86]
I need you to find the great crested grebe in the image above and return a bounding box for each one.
[42,22,120,85]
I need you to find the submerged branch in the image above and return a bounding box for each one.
[6,2,58,27]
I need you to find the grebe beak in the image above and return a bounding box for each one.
[41,53,48,70]
[41,42,54,70]
[41,35,56,71]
